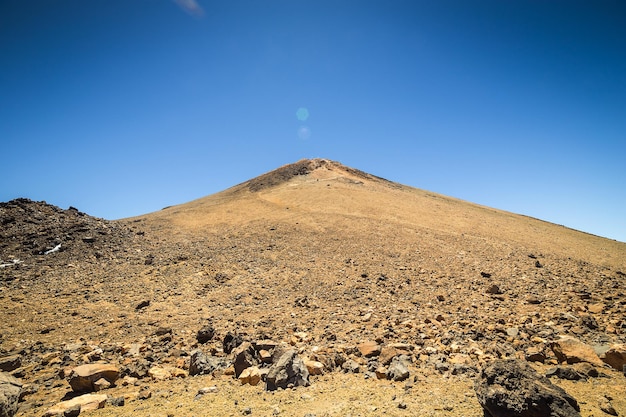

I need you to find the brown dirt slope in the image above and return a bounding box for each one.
[1,158,625,417]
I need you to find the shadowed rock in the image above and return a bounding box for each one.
[475,359,581,417]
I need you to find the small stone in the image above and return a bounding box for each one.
[506,327,519,337]
[545,366,582,381]
[148,366,172,380]
[62,404,81,417]
[304,360,324,376]
[341,360,360,374]
[486,284,502,295]
[397,401,407,409]
[598,396,617,416]
[198,386,219,395]
[108,396,125,407]
[375,366,388,380]
[387,356,410,382]
[379,346,400,366]
[92,377,111,391]
[357,341,381,358]
[524,346,546,363]
[588,303,605,314]
[196,324,215,344]
[138,386,151,400]
[233,342,258,378]
[259,350,272,363]
[238,366,262,386]
[135,300,150,310]
[265,350,309,391]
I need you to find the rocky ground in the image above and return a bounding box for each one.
[1,160,625,417]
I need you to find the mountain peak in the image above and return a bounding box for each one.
[243,158,395,192]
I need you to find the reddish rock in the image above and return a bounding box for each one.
[550,337,603,367]
[68,364,119,393]
[600,344,626,371]
[357,341,381,358]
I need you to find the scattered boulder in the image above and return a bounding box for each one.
[550,336,604,367]
[189,350,227,376]
[0,372,21,417]
[379,346,400,366]
[304,359,324,376]
[223,333,243,354]
[68,364,119,393]
[475,359,581,417]
[266,350,309,391]
[43,394,107,417]
[238,366,263,386]
[387,355,410,382]
[196,324,215,344]
[342,360,360,374]
[357,341,381,358]
[232,342,258,378]
[600,344,626,371]
[486,284,502,295]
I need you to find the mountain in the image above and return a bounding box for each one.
[1,158,624,417]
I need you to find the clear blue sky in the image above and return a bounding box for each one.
[1,1,625,242]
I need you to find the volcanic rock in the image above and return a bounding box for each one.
[387,355,410,382]
[68,364,119,393]
[189,350,226,376]
[0,373,21,417]
[196,324,215,344]
[266,350,309,391]
[233,342,258,378]
[600,344,626,371]
[550,336,604,367]
[238,366,263,386]
[43,393,107,417]
[357,341,381,358]
[474,359,581,417]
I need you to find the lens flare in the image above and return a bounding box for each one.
[297,126,311,140]
[296,107,309,121]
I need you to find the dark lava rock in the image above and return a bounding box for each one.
[196,324,215,344]
[223,332,243,354]
[189,350,227,376]
[475,359,581,417]
[266,350,309,391]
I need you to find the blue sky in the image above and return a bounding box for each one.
[1,1,625,242]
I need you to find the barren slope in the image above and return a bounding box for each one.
[1,158,625,417]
